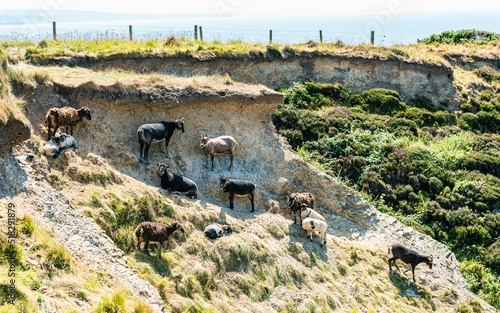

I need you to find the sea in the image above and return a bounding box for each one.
[0,10,499,46]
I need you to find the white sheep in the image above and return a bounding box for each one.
[200,133,237,170]
[42,133,78,159]
[302,217,328,247]
[300,203,325,221]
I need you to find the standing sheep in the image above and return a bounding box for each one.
[45,106,91,140]
[134,221,185,257]
[302,217,328,247]
[137,119,185,164]
[300,203,325,221]
[200,133,237,170]
[287,192,315,225]
[219,175,256,212]
[388,244,433,282]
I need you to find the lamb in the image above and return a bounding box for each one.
[137,119,185,164]
[45,106,91,140]
[388,244,433,283]
[287,192,315,225]
[219,175,256,212]
[204,223,233,240]
[157,162,198,199]
[42,133,78,159]
[200,133,237,171]
[302,217,328,247]
[134,221,185,257]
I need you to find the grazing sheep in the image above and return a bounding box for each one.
[287,192,315,225]
[302,217,328,247]
[300,203,325,221]
[200,133,237,170]
[219,175,256,212]
[42,133,78,159]
[134,221,185,257]
[157,162,198,199]
[45,106,91,140]
[204,223,233,240]
[388,244,433,283]
[137,119,185,164]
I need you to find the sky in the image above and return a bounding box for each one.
[2,0,500,16]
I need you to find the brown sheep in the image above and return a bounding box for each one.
[134,221,185,257]
[287,192,315,225]
[45,106,92,140]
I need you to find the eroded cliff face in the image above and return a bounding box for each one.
[0,100,31,153]
[38,55,459,109]
[6,75,496,312]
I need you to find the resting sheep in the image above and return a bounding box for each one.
[219,175,255,212]
[157,162,198,199]
[134,221,185,257]
[200,133,237,170]
[137,119,185,164]
[302,217,328,247]
[287,192,315,225]
[388,244,433,283]
[42,133,78,159]
[45,106,91,140]
[300,203,325,221]
[204,223,233,240]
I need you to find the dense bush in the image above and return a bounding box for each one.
[272,81,500,309]
[421,29,500,44]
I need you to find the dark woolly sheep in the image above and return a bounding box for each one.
[388,244,433,283]
[287,192,315,225]
[137,119,185,164]
[134,221,185,257]
[45,106,91,140]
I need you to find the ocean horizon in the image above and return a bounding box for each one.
[1,10,499,45]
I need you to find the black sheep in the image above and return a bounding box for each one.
[157,163,198,199]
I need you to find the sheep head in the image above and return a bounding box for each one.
[175,118,185,133]
[200,132,210,148]
[427,255,434,269]
[173,222,185,233]
[157,162,170,176]
[79,106,92,120]
[219,175,229,188]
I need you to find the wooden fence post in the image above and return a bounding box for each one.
[269,30,272,44]
[199,26,203,42]
[319,30,323,43]
[371,31,375,45]
[194,25,198,41]
[129,25,133,41]
[52,21,56,41]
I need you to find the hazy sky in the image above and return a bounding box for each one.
[2,0,500,16]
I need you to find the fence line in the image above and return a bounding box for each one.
[0,21,417,45]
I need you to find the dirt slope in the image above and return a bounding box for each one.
[2,63,497,312]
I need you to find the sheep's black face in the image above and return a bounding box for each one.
[224,225,233,234]
[177,224,185,233]
[310,221,315,229]
[427,256,433,269]
[287,196,297,208]
[176,120,185,133]
[219,176,228,188]
[157,163,169,176]
[84,107,92,120]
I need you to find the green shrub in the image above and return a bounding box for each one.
[429,177,444,194]
[45,244,71,271]
[422,29,500,44]
[458,113,479,131]
[95,291,126,313]
[361,88,406,115]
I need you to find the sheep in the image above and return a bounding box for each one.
[388,244,433,283]
[287,192,315,225]
[300,203,325,221]
[45,106,91,140]
[302,217,328,247]
[200,133,237,170]
[219,175,255,212]
[157,162,198,199]
[204,223,233,240]
[134,221,185,257]
[137,119,184,164]
[42,133,78,159]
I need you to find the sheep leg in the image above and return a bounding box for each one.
[411,267,416,282]
[137,241,142,251]
[157,241,163,258]
[210,154,215,171]
[229,153,234,170]
[144,241,151,256]
[139,141,145,163]
[47,125,52,140]
[52,125,60,138]
[228,193,234,210]
[143,144,151,165]
[249,193,255,213]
